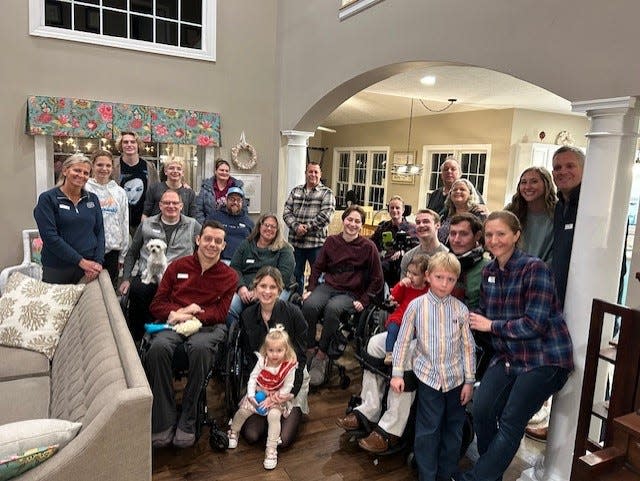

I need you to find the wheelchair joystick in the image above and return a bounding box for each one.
[255,391,268,416]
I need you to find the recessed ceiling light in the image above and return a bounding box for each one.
[420,75,436,86]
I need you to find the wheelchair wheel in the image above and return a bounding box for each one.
[209,428,229,451]
[356,305,387,352]
[224,322,247,416]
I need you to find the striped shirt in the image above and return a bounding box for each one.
[282,183,336,249]
[393,290,476,392]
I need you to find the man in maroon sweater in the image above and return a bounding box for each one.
[146,220,238,448]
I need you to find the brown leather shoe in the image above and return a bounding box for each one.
[524,426,548,443]
[336,413,361,431]
[358,430,400,453]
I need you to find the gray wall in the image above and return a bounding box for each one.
[0,0,278,268]
[278,0,640,130]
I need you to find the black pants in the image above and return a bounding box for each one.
[42,265,85,285]
[103,250,120,288]
[128,276,159,341]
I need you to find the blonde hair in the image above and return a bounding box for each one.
[444,178,481,216]
[427,251,461,278]
[247,214,289,251]
[57,153,91,187]
[162,156,185,170]
[259,325,297,364]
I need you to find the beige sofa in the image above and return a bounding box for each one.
[0,271,153,481]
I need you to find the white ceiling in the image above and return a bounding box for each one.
[322,65,579,127]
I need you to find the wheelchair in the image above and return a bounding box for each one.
[139,330,230,451]
[223,319,252,417]
[321,293,391,389]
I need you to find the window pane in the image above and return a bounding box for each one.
[103,10,127,38]
[131,15,153,41]
[131,0,153,15]
[45,0,71,29]
[156,19,178,45]
[104,0,127,9]
[156,0,178,19]
[180,24,201,49]
[74,5,100,34]
[181,0,202,24]
[470,154,479,173]
[82,0,99,4]
[479,154,486,172]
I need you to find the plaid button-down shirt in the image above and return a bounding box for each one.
[282,183,335,249]
[478,249,574,374]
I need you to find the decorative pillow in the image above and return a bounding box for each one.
[0,445,58,481]
[0,272,85,359]
[0,419,82,460]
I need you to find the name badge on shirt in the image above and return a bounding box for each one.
[152,228,162,233]
[246,259,255,264]
[488,276,496,284]
[87,202,95,208]
[177,273,189,279]
[239,223,246,228]
[564,223,574,230]
[59,204,70,210]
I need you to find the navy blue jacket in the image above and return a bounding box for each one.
[209,207,254,260]
[34,187,105,269]
[552,184,580,307]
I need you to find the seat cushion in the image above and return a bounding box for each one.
[0,346,49,382]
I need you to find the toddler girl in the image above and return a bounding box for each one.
[227,325,298,470]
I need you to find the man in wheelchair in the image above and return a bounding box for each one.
[144,220,238,448]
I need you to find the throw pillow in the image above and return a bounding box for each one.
[0,272,85,359]
[0,419,82,460]
[0,446,58,481]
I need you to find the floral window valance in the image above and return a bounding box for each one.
[26,96,221,147]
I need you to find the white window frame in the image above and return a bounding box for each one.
[29,0,216,62]
[418,144,492,205]
[332,146,389,210]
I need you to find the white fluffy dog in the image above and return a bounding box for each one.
[141,239,168,285]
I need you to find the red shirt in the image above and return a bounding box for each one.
[385,282,430,328]
[150,253,238,325]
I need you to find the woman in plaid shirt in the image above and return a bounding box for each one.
[462,210,574,481]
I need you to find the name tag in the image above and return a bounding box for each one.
[239,223,246,228]
[87,202,95,208]
[488,276,496,284]
[564,223,574,230]
[246,259,255,264]
[59,204,70,210]
[177,273,189,279]
[153,228,162,233]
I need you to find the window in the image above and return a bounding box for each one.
[30,0,216,61]
[421,144,491,203]
[333,147,388,211]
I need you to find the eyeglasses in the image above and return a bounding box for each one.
[262,223,278,230]
[160,201,182,206]
[227,197,243,203]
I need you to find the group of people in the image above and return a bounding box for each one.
[334,148,582,481]
[32,135,585,478]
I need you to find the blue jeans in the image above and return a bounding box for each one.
[415,382,466,481]
[293,247,321,295]
[463,362,570,481]
[385,323,400,352]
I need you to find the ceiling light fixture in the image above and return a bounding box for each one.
[393,98,423,177]
[419,98,457,113]
[316,126,337,133]
[420,75,436,86]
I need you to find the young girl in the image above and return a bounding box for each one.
[227,325,298,470]
[383,254,430,364]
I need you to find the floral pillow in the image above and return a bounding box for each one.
[0,272,85,360]
[0,445,58,481]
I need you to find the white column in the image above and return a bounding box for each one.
[281,130,314,195]
[519,97,640,481]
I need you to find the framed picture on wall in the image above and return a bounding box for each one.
[391,151,416,184]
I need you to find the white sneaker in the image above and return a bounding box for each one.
[263,447,278,470]
[227,430,238,449]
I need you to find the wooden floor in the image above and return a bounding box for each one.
[153,353,544,481]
